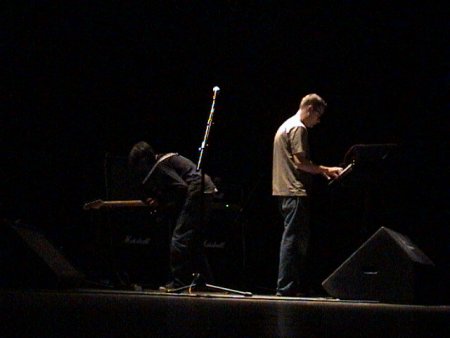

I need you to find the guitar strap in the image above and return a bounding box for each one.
[142,152,178,185]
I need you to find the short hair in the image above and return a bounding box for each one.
[128,141,156,171]
[299,93,327,111]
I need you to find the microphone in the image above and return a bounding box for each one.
[213,86,220,92]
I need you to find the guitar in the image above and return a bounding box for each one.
[83,199,147,210]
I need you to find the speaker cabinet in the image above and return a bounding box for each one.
[0,222,85,289]
[82,207,170,288]
[204,203,244,288]
[322,227,435,304]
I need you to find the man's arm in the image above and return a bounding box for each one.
[293,152,343,179]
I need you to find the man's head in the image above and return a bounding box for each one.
[128,141,156,178]
[299,93,327,128]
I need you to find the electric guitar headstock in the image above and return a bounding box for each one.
[83,199,105,210]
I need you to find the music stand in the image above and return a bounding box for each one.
[327,143,400,245]
[328,143,398,187]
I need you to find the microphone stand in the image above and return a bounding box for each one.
[166,86,252,297]
[197,86,220,172]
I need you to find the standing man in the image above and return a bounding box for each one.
[128,141,217,291]
[272,93,342,296]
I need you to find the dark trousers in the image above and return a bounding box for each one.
[170,192,213,286]
[276,196,311,296]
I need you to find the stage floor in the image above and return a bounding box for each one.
[1,288,449,337]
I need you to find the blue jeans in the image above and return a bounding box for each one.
[277,196,310,296]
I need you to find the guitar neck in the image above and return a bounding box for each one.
[102,200,146,208]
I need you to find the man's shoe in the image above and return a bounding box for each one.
[276,292,307,297]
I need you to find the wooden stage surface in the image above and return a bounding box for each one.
[1,288,449,337]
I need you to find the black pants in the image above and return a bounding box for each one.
[169,192,213,286]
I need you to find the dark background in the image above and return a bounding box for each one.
[2,2,448,293]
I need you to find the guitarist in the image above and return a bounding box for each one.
[128,141,217,291]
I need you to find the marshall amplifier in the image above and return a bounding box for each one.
[97,154,170,287]
[204,202,244,289]
[99,154,245,288]
[83,207,170,288]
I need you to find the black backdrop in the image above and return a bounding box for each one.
[2,3,448,292]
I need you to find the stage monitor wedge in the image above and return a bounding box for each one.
[0,221,85,289]
[322,226,435,304]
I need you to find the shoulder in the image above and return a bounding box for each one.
[165,153,196,168]
[280,114,303,130]
[285,120,306,136]
[157,152,178,162]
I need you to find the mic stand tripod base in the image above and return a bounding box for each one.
[159,274,253,297]
[203,283,253,297]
